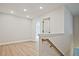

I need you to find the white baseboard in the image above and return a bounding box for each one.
[0,40,36,46]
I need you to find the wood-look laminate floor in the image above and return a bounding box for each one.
[0,41,39,56]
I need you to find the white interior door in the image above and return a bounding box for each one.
[43,18,50,33]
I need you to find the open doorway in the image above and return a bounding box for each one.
[35,18,40,49]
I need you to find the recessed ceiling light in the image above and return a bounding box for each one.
[26,15,30,18]
[10,10,14,14]
[24,9,27,12]
[40,6,43,10]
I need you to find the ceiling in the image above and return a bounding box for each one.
[64,3,79,16]
[0,3,79,19]
[0,3,63,19]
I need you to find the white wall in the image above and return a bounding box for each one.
[32,17,41,41]
[39,6,73,56]
[0,13,33,43]
[64,7,73,55]
[40,6,64,34]
[73,16,79,48]
[39,6,65,56]
[31,18,36,40]
[64,7,73,35]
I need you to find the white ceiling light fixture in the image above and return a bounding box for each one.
[26,15,32,19]
[10,10,14,14]
[40,6,43,10]
[26,15,30,18]
[24,9,27,12]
